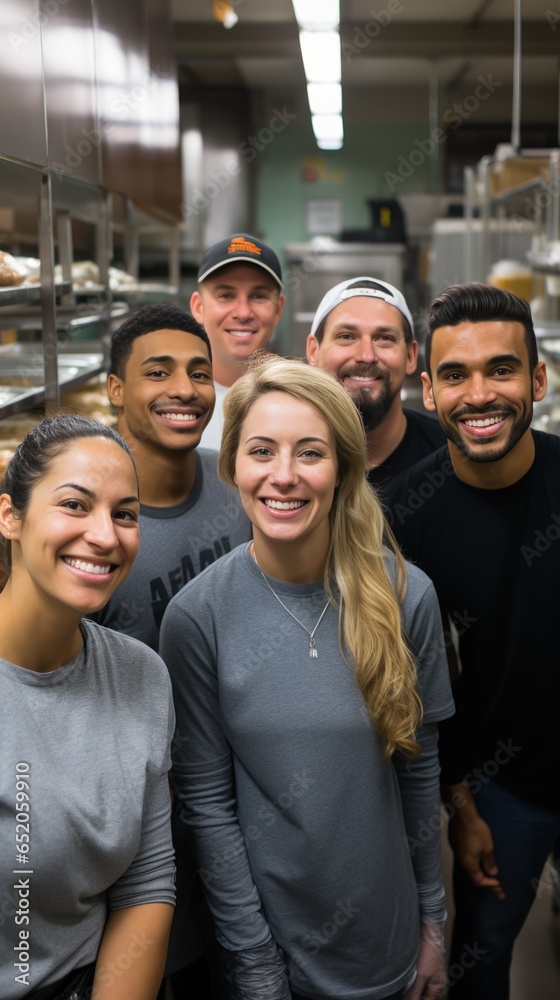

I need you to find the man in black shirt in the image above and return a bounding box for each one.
[386,282,560,1000]
[306,277,445,489]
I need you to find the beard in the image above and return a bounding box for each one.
[443,403,533,463]
[341,365,396,431]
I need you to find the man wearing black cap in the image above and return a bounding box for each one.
[191,233,285,449]
[307,277,445,490]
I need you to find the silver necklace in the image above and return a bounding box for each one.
[252,546,330,658]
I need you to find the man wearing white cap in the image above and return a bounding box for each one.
[191,233,285,449]
[307,278,445,489]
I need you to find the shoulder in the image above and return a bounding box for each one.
[533,429,560,460]
[385,445,453,519]
[383,547,435,604]
[80,619,171,688]
[197,447,220,473]
[163,543,252,621]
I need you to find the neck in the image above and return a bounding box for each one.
[365,399,407,470]
[252,531,329,584]
[211,355,242,388]
[0,580,83,672]
[118,421,198,507]
[448,428,536,488]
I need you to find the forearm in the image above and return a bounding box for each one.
[91,903,173,1000]
[395,723,446,923]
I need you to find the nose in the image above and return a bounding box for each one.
[232,294,254,321]
[464,372,498,408]
[83,509,119,551]
[355,337,378,364]
[166,372,199,400]
[269,452,298,488]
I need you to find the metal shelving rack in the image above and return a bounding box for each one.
[0,159,119,418]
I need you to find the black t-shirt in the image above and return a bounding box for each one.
[367,408,446,491]
[385,431,560,810]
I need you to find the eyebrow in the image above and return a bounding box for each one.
[55,484,139,504]
[139,355,211,367]
[213,283,273,293]
[436,353,522,376]
[331,322,401,335]
[245,435,330,446]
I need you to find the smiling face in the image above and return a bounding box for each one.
[1,438,140,617]
[190,264,285,384]
[306,297,417,431]
[107,329,215,454]
[234,391,339,560]
[422,320,547,464]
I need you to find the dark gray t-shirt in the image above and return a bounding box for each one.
[0,620,175,999]
[92,449,251,650]
[161,544,454,1000]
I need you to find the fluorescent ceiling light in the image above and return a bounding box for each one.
[307,83,342,116]
[311,114,344,142]
[299,30,341,83]
[292,0,339,29]
[317,139,343,150]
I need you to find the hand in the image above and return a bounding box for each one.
[448,810,505,899]
[404,922,447,1000]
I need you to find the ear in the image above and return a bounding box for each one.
[421,372,436,412]
[306,334,319,366]
[405,339,419,376]
[0,494,20,541]
[533,360,547,402]
[107,373,125,409]
[190,290,203,324]
[274,293,285,325]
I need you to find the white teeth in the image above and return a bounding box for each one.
[64,558,112,574]
[350,375,378,382]
[160,413,197,422]
[264,499,306,510]
[229,330,254,338]
[464,417,503,427]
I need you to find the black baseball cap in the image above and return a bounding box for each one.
[197,233,283,289]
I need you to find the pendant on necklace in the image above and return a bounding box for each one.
[309,638,318,658]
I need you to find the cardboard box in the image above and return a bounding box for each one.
[491,157,550,195]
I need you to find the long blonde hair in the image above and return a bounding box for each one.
[219,357,423,757]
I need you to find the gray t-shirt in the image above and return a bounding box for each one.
[160,543,454,1000]
[0,620,176,999]
[92,449,251,650]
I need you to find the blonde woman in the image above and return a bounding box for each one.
[160,358,454,1000]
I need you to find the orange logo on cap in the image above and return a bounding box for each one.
[227,237,261,256]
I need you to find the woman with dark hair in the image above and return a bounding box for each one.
[0,415,175,1000]
[161,357,454,1000]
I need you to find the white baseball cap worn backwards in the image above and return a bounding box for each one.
[310,277,414,337]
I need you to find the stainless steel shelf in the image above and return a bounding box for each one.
[0,352,104,420]
[0,301,128,332]
[0,280,72,306]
